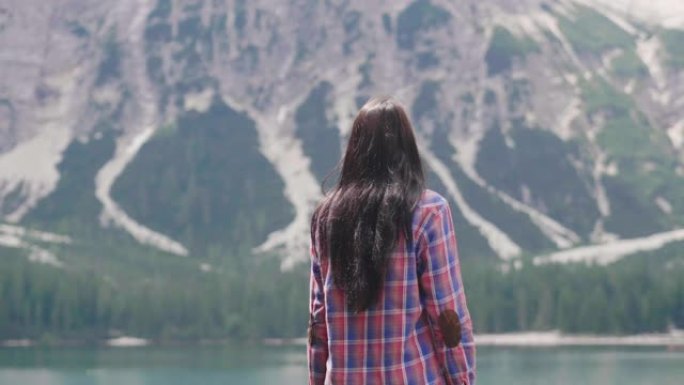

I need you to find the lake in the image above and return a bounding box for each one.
[0,345,682,384]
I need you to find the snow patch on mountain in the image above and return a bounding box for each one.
[655,197,673,215]
[421,143,522,260]
[535,228,684,265]
[451,127,580,249]
[0,127,71,222]
[554,97,582,141]
[94,0,188,257]
[667,120,684,149]
[225,96,322,269]
[522,9,588,73]
[333,74,362,140]
[636,36,671,107]
[95,128,188,256]
[184,88,214,113]
[579,0,684,29]
[592,150,612,217]
[0,223,71,244]
[0,62,84,222]
[0,223,69,266]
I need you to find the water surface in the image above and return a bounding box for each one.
[0,345,682,384]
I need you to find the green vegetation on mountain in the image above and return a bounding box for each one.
[382,13,392,34]
[295,82,341,183]
[415,82,552,254]
[342,10,361,54]
[557,6,634,54]
[67,21,90,38]
[177,15,203,44]
[96,32,122,86]
[357,54,374,89]
[581,79,684,236]
[148,0,171,20]
[611,50,648,78]
[484,89,497,105]
[425,173,497,259]
[416,51,440,70]
[411,80,440,122]
[0,185,23,217]
[660,29,684,69]
[412,81,496,258]
[505,79,532,112]
[396,0,451,50]
[431,130,554,253]
[602,177,665,237]
[485,27,538,76]
[24,132,116,236]
[111,99,294,256]
[145,0,172,44]
[581,78,633,115]
[234,0,247,36]
[476,121,600,237]
[0,99,13,132]
[145,22,172,44]
[145,0,218,110]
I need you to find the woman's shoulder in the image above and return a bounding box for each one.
[412,189,450,231]
[417,188,449,210]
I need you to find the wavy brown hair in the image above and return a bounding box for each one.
[311,96,425,312]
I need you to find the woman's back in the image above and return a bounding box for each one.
[308,189,476,385]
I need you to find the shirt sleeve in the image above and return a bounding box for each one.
[417,201,476,385]
[307,239,328,385]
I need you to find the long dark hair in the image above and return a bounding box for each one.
[311,96,425,312]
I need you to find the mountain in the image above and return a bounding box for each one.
[1,0,684,340]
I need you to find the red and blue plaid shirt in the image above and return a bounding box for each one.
[308,189,476,384]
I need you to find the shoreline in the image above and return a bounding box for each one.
[265,330,684,348]
[474,330,684,347]
[3,330,684,348]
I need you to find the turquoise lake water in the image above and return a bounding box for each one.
[0,345,682,384]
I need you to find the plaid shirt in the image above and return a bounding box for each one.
[308,189,476,385]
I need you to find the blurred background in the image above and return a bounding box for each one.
[1,0,684,384]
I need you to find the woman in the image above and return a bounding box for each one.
[307,96,476,385]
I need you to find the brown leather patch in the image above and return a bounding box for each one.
[438,309,462,348]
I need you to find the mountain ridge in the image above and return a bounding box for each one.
[0,0,683,265]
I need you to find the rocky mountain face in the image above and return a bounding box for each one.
[1,0,684,268]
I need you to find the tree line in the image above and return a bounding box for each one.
[1,248,682,343]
